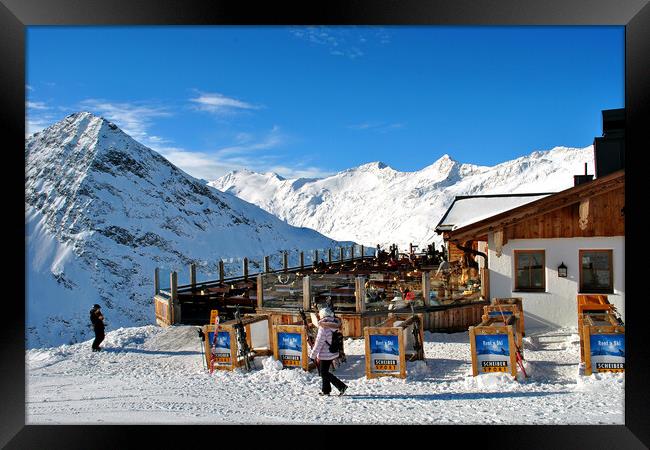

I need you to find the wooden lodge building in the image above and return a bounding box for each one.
[435,109,625,330]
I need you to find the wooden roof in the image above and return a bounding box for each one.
[444,170,624,243]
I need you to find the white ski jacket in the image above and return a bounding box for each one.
[308,317,342,361]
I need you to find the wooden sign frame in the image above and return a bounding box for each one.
[577,295,616,362]
[203,314,273,371]
[582,313,625,376]
[272,323,316,371]
[364,313,424,379]
[469,320,518,379]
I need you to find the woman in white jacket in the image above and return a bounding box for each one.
[308,307,348,396]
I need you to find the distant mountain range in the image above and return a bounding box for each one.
[25,112,346,347]
[210,146,594,249]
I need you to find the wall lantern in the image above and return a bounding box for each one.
[558,262,568,278]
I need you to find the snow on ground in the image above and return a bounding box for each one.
[26,325,624,424]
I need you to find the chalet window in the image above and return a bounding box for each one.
[514,250,545,292]
[579,250,613,294]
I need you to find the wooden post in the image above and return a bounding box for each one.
[422,271,431,305]
[360,245,364,260]
[339,247,344,262]
[264,256,270,273]
[170,271,179,324]
[328,248,332,264]
[190,263,196,288]
[257,274,264,308]
[299,252,304,270]
[243,257,249,280]
[355,276,366,313]
[314,249,319,265]
[351,245,355,261]
[154,267,160,295]
[283,251,289,272]
[303,275,311,311]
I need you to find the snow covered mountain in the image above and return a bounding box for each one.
[25,112,346,348]
[210,146,594,249]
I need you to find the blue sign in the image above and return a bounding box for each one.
[370,335,399,356]
[209,331,230,349]
[590,334,625,372]
[475,334,510,373]
[488,310,513,317]
[278,332,302,352]
[476,334,509,356]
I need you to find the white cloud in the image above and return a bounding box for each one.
[190,91,260,115]
[26,101,49,110]
[78,99,171,144]
[348,121,404,132]
[289,26,391,59]
[214,126,284,157]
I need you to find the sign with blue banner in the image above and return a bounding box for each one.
[278,332,303,367]
[209,331,231,366]
[589,334,625,373]
[475,334,510,373]
[369,334,400,373]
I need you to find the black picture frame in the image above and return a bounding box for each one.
[3,0,649,448]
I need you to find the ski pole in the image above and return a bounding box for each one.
[197,328,207,371]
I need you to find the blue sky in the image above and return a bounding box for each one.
[26,26,624,180]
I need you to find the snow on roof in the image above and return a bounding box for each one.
[436,194,552,232]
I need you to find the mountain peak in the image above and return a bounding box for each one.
[357,161,389,171]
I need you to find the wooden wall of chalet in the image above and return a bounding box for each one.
[505,185,624,240]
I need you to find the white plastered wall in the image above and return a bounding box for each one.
[487,235,625,331]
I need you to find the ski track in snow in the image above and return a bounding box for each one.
[26,325,624,425]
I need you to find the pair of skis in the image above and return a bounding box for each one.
[409,303,424,361]
[299,307,320,374]
[495,303,528,378]
[234,305,255,371]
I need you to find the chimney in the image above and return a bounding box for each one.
[593,108,625,178]
[573,162,594,186]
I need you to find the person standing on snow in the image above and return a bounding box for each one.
[308,307,348,396]
[90,304,105,352]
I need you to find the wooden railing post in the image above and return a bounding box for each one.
[328,248,332,265]
[154,267,160,295]
[360,245,364,261]
[355,276,366,313]
[303,275,311,311]
[422,271,431,306]
[300,251,304,270]
[219,260,225,284]
[257,273,264,308]
[243,257,249,280]
[339,247,344,262]
[351,245,355,261]
[170,271,179,324]
[264,255,270,273]
[314,249,319,265]
[190,263,196,288]
[283,251,288,272]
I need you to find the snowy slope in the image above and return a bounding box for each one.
[211,147,593,248]
[25,112,347,348]
[26,325,623,424]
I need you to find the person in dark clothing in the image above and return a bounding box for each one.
[90,304,105,352]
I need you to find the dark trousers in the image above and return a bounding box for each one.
[92,328,105,350]
[319,359,347,394]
